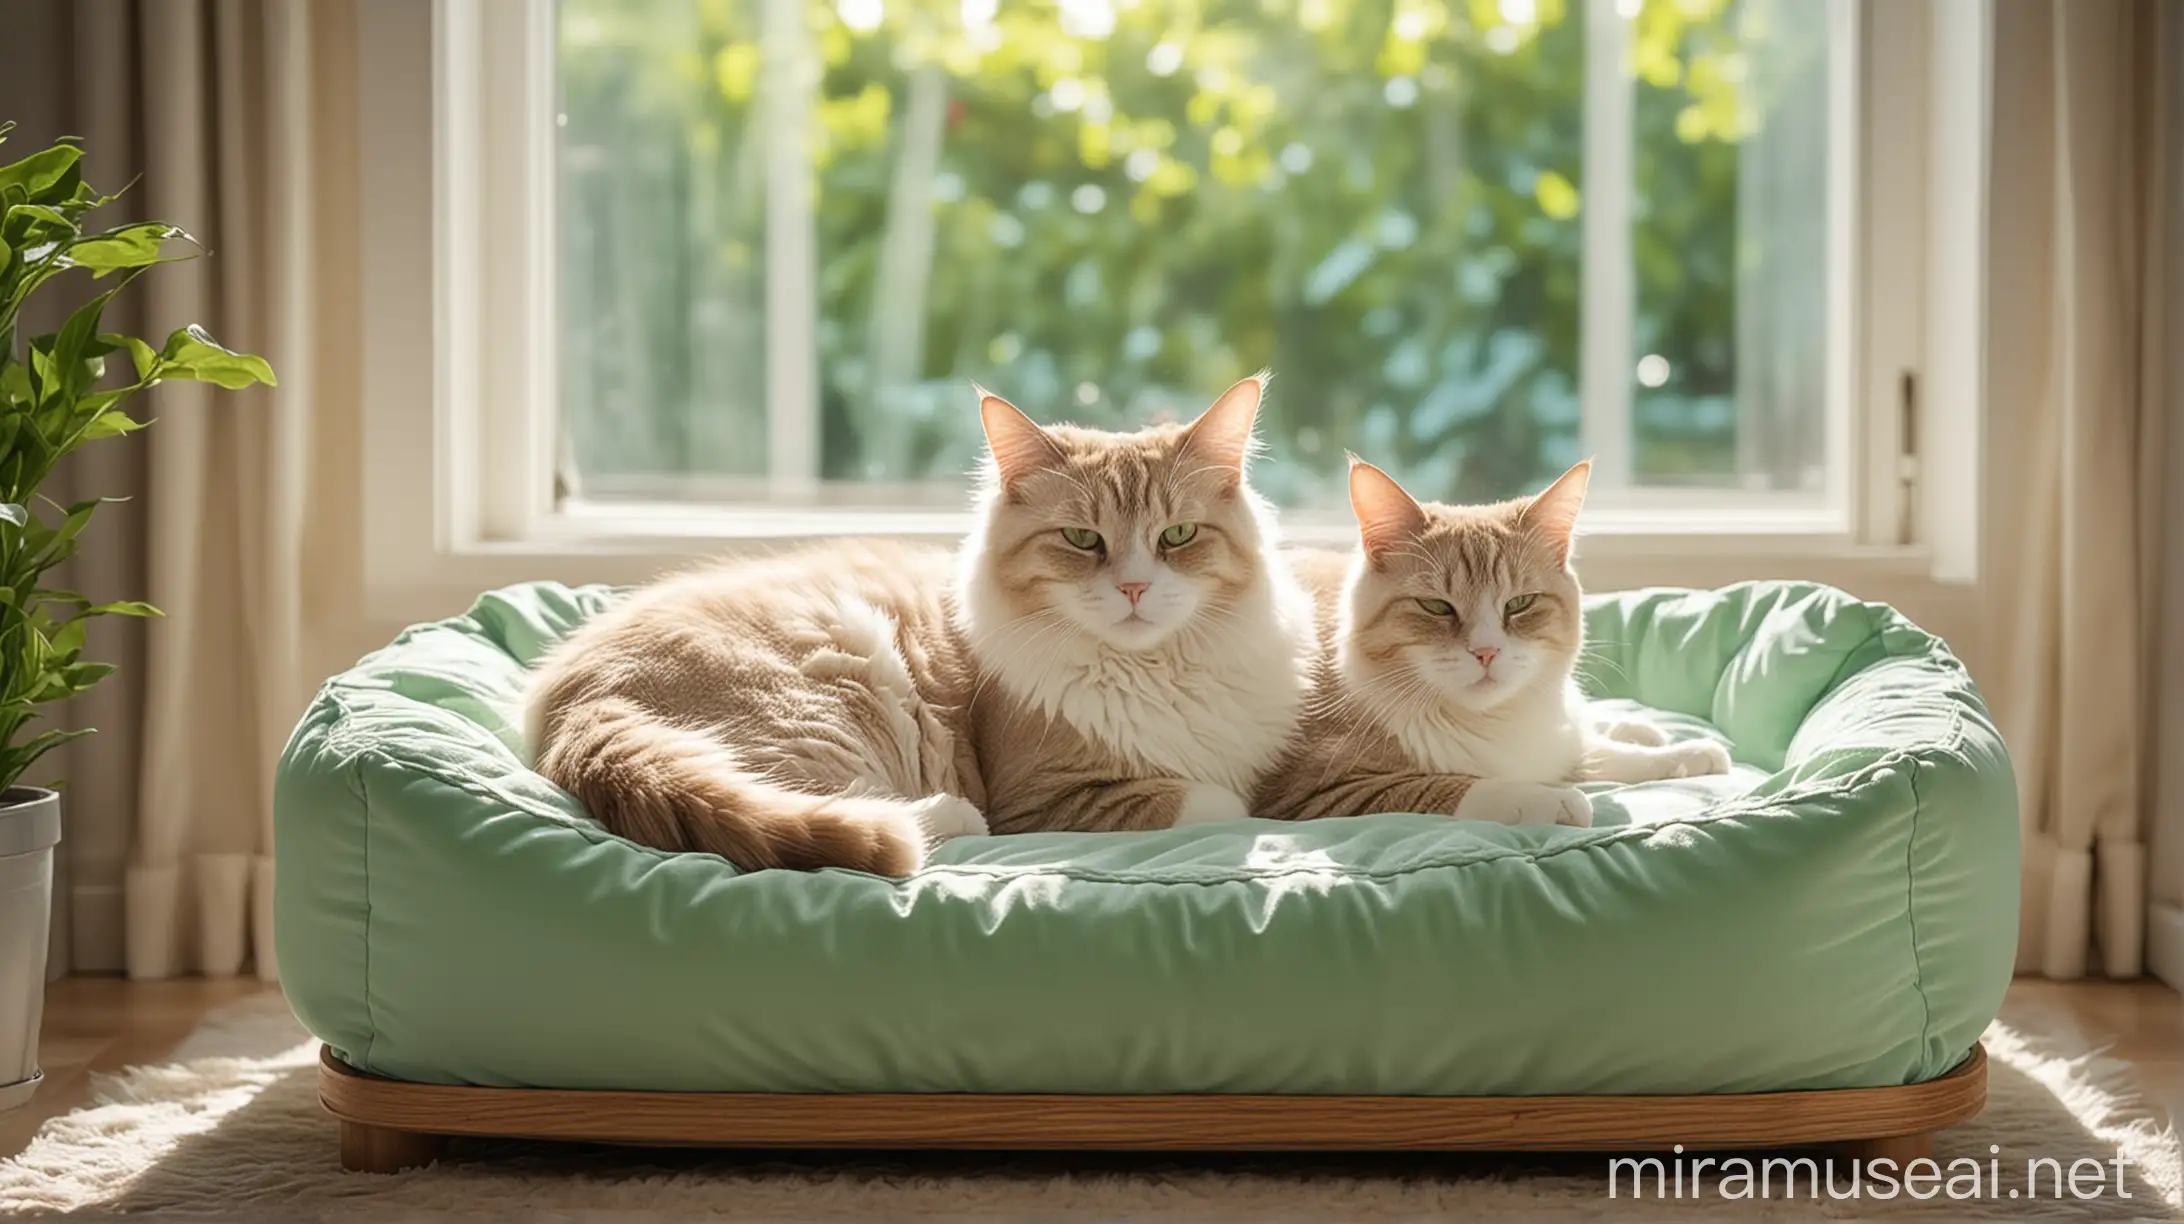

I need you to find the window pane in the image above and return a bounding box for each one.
[555,0,1835,509]
[558,0,770,487]
[1630,0,1830,491]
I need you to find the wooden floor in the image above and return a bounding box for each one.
[1,976,273,1161]
[3,975,2179,1163]
[2005,976,2184,1105]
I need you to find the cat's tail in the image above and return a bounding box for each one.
[534,697,974,876]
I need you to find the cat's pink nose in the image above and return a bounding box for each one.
[1471,646,1500,668]
[1117,581,1151,606]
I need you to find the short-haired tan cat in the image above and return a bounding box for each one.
[525,376,1313,874]
[1254,458,1732,826]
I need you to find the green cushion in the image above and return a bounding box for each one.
[274,579,2017,1095]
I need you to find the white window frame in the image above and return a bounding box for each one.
[356,0,1986,626]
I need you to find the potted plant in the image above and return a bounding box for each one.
[0,124,274,1110]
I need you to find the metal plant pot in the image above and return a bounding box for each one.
[0,786,58,1111]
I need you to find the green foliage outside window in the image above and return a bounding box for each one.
[558,0,1806,509]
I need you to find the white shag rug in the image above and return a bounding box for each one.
[2,992,2177,1220]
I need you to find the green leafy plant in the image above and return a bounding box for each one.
[0,123,275,795]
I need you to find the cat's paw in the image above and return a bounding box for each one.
[1595,716,1671,747]
[1454,780,1594,828]
[909,793,988,841]
[1173,783,1250,827]
[1658,739,1733,779]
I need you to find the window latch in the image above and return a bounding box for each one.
[1896,370,1920,546]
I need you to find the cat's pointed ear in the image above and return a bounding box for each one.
[1179,372,1267,482]
[1348,456,1428,565]
[1521,460,1591,564]
[977,386,1064,490]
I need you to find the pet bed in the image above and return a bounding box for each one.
[275,579,2015,1172]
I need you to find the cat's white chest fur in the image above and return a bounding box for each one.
[1383,685,1589,784]
[1039,632,1309,792]
[968,573,1314,795]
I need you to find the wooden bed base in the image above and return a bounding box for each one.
[320,1043,1986,1174]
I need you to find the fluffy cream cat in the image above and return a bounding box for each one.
[959,374,1315,833]
[525,376,1312,873]
[1253,458,1731,826]
[525,542,986,875]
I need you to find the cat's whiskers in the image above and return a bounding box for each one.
[1297,665,1444,800]
[1384,539,1444,578]
[1573,638,1632,689]
[1298,659,1435,748]
[1025,457,1101,508]
[964,609,1076,711]
[1160,459,1237,507]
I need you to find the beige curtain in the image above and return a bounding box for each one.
[1986,0,2170,980]
[1,0,318,981]
[2147,7,2184,993]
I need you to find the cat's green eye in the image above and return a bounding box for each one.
[1415,598,1457,617]
[1159,522,1200,548]
[1060,527,1104,550]
[1504,593,1539,616]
